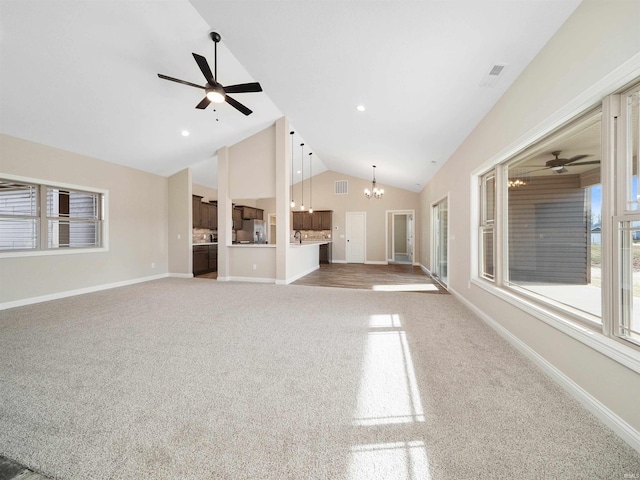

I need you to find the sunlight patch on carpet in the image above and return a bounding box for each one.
[348,441,432,480]
[372,284,439,292]
[354,314,425,426]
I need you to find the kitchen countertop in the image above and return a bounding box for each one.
[289,240,331,247]
[193,241,330,247]
[229,243,276,248]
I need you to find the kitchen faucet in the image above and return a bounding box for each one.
[294,230,302,244]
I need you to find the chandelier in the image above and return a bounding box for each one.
[364,165,384,199]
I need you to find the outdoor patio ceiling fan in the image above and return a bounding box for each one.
[543,151,600,174]
[157,32,262,116]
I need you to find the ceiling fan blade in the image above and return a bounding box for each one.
[569,160,600,166]
[195,97,211,110]
[192,53,215,85]
[223,82,263,94]
[566,154,591,164]
[157,74,205,90]
[225,95,253,116]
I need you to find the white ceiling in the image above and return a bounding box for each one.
[0,0,582,192]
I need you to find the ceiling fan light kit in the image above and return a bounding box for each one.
[544,150,599,174]
[157,31,262,116]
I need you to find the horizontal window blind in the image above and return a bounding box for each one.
[0,181,38,250]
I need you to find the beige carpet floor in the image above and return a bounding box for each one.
[0,278,639,479]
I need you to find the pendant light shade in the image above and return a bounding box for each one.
[364,165,384,199]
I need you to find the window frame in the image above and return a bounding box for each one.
[0,174,108,258]
[471,76,640,374]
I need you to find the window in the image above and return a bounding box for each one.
[505,110,602,323]
[475,78,640,353]
[479,172,496,281]
[0,181,38,250]
[615,83,640,346]
[0,178,104,253]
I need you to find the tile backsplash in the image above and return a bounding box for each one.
[292,230,332,240]
[193,228,216,243]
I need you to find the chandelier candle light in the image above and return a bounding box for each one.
[364,165,384,199]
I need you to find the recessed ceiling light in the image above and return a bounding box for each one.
[296,170,301,174]
[356,105,366,112]
[181,130,190,137]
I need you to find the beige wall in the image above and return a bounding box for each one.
[419,0,640,434]
[0,134,168,306]
[229,125,276,199]
[294,170,420,263]
[168,168,191,276]
[192,183,217,203]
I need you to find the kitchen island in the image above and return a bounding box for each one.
[217,240,330,283]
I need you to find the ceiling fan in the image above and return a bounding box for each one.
[543,150,600,173]
[157,32,262,116]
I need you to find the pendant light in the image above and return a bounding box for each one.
[308,152,313,214]
[364,165,384,199]
[300,143,305,211]
[289,131,295,208]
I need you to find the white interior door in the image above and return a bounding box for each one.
[346,211,365,263]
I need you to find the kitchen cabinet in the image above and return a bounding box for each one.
[193,244,218,275]
[193,245,209,275]
[293,210,332,231]
[200,202,217,229]
[292,211,312,229]
[319,243,331,264]
[192,195,203,228]
[193,196,217,229]
[292,211,303,230]
[242,206,257,219]
[233,207,243,230]
[320,210,332,230]
[312,210,332,230]
[239,206,263,220]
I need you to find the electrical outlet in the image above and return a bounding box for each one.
[177,234,181,240]
[253,264,257,270]
[151,262,155,269]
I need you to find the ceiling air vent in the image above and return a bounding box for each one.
[480,64,507,88]
[334,180,348,195]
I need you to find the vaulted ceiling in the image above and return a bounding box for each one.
[0,0,582,192]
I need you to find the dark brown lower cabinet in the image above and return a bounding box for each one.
[193,245,218,275]
[319,243,331,264]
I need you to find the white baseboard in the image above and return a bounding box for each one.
[449,286,640,455]
[365,260,387,265]
[0,273,169,310]
[169,273,193,279]
[331,259,347,264]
